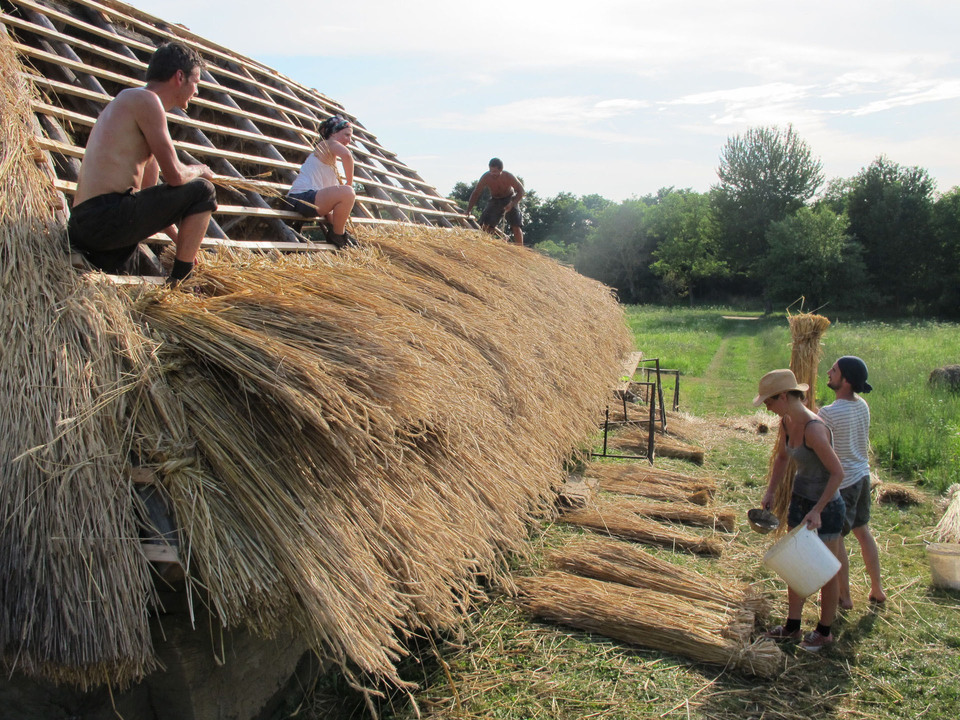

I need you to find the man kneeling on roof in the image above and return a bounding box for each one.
[68,42,217,285]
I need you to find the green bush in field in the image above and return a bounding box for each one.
[625,307,960,494]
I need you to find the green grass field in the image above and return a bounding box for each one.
[306,307,960,720]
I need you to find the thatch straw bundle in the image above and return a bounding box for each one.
[584,461,716,504]
[0,33,156,688]
[607,497,736,532]
[516,572,783,677]
[874,481,924,507]
[561,500,723,556]
[547,537,768,617]
[935,485,960,544]
[3,40,634,687]
[768,312,831,526]
[610,427,704,464]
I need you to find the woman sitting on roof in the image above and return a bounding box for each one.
[286,115,358,248]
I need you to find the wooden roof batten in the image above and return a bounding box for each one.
[1,0,474,255]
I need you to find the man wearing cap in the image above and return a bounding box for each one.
[819,356,887,608]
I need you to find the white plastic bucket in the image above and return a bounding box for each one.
[762,524,841,597]
[927,543,960,590]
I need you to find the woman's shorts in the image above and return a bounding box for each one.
[286,190,320,217]
[788,494,845,542]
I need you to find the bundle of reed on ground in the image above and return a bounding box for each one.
[610,427,705,464]
[604,497,736,532]
[874,481,924,507]
[561,500,723,556]
[516,572,783,677]
[935,485,960,544]
[547,537,769,618]
[584,461,716,505]
[767,312,831,527]
[0,32,156,689]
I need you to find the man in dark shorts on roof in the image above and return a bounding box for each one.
[68,42,217,284]
[466,157,525,245]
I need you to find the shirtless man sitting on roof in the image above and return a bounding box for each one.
[68,42,217,284]
[466,158,525,245]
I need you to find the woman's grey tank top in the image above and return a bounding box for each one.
[785,419,839,502]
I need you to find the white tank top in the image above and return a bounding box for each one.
[289,153,339,194]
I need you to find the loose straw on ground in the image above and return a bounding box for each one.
[516,572,784,677]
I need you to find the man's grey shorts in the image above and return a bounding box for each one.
[840,475,872,535]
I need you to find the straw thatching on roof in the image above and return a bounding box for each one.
[516,572,784,677]
[0,24,633,691]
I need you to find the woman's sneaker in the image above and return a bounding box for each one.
[800,630,834,652]
[763,625,802,641]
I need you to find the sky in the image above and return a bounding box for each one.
[133,0,960,203]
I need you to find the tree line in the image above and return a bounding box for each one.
[449,125,960,316]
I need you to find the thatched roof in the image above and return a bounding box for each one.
[0,9,633,690]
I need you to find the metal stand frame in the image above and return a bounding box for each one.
[592,381,656,464]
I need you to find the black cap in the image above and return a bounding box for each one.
[837,356,872,393]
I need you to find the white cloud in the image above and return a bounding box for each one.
[429,96,651,141]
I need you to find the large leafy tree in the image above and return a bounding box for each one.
[930,187,960,317]
[845,156,935,311]
[759,206,868,310]
[713,124,824,289]
[574,200,661,303]
[648,189,726,306]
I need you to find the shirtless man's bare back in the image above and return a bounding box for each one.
[466,158,525,245]
[69,42,217,283]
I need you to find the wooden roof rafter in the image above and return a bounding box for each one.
[1,0,474,252]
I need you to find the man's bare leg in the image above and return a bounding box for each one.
[852,524,886,603]
[511,225,524,246]
[836,538,854,609]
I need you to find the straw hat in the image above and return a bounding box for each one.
[752,369,808,407]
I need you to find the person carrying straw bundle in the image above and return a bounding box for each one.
[286,115,358,249]
[754,369,845,652]
[68,42,217,285]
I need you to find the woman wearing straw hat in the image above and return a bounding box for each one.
[286,115,358,249]
[754,369,846,652]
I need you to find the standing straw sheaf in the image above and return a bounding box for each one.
[935,485,960,543]
[516,572,784,677]
[768,312,831,527]
[0,31,156,689]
